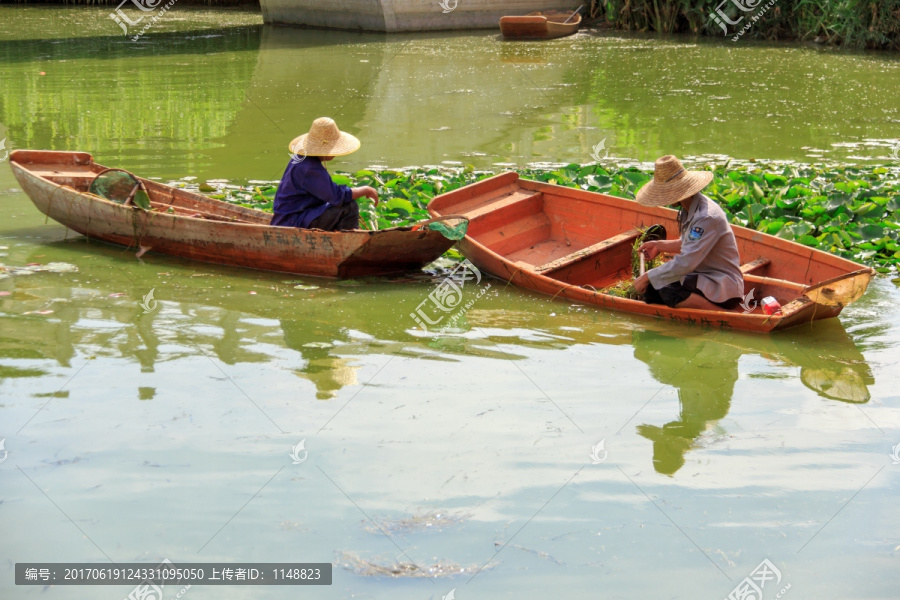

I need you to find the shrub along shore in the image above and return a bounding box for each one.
[197,161,900,275]
[587,0,900,50]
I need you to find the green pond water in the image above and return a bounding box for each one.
[2,6,900,600]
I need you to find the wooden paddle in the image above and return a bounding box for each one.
[563,4,584,24]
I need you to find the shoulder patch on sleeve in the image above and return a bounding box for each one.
[688,226,705,241]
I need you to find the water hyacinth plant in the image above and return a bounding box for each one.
[196,161,900,274]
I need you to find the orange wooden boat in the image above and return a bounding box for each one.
[9,150,461,278]
[427,172,875,333]
[500,10,582,40]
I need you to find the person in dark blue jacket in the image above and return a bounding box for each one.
[271,117,379,231]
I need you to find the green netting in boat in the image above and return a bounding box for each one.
[426,218,468,241]
[89,169,151,209]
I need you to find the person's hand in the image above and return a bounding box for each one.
[639,241,660,261]
[353,186,380,206]
[633,272,650,294]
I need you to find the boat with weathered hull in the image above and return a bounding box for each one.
[427,172,874,333]
[500,10,582,40]
[9,150,460,279]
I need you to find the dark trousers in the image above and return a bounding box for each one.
[308,202,360,231]
[644,274,741,310]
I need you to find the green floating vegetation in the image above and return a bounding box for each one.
[198,161,900,274]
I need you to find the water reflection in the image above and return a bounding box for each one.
[0,287,878,479]
[280,318,358,400]
[0,24,262,177]
[234,26,599,178]
[628,323,873,475]
[2,240,874,429]
[5,8,898,188]
[197,25,900,173]
[633,330,737,476]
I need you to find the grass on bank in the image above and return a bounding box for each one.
[589,0,900,50]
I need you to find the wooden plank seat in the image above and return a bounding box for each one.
[740,257,771,274]
[30,166,95,178]
[462,189,543,222]
[36,170,98,190]
[739,257,805,292]
[534,227,642,274]
[464,189,548,256]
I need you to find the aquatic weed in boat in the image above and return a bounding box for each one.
[599,227,666,299]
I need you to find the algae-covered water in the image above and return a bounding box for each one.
[1,7,899,600]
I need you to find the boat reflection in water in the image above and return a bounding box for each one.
[629,322,873,476]
[2,240,874,476]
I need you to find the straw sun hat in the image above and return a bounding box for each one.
[288,117,361,158]
[635,155,713,207]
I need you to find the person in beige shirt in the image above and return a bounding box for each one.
[633,156,745,311]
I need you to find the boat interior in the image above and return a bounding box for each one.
[19,155,270,225]
[530,10,582,24]
[448,182,814,313]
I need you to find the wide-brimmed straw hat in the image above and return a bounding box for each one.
[289,117,361,158]
[636,155,713,207]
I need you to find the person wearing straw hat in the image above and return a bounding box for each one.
[271,117,378,231]
[633,155,744,311]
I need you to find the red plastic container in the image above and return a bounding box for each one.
[761,296,781,315]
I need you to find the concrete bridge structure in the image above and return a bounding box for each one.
[260,0,579,32]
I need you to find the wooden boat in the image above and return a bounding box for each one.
[427,172,875,333]
[9,150,462,279]
[500,10,582,40]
